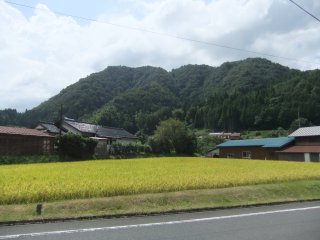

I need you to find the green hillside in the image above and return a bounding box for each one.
[1,58,319,133]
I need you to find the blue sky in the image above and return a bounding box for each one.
[1,0,320,111]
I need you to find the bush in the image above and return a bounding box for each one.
[56,133,98,160]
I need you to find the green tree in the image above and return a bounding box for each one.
[196,135,224,156]
[4,58,320,132]
[289,118,313,132]
[149,119,196,155]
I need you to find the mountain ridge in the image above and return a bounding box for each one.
[0,58,319,133]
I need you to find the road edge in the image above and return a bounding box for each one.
[1,198,320,226]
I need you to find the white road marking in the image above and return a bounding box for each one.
[1,205,320,239]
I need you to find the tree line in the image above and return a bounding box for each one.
[1,58,319,134]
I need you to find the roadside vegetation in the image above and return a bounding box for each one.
[1,157,320,205]
[2,180,320,222]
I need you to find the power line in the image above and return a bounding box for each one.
[4,0,320,66]
[288,0,320,23]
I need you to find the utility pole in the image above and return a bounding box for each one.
[59,104,63,138]
[298,107,301,128]
[58,104,63,159]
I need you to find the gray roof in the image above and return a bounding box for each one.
[64,120,137,139]
[217,137,294,149]
[38,122,60,134]
[64,120,99,134]
[97,127,137,139]
[289,126,320,137]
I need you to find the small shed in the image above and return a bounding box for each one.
[206,148,220,157]
[0,126,55,155]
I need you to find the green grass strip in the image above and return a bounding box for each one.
[1,180,320,223]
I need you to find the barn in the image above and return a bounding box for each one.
[0,126,54,155]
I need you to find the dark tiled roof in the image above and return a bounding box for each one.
[217,137,294,149]
[64,120,137,139]
[64,120,99,134]
[0,126,53,137]
[97,126,137,139]
[38,122,60,134]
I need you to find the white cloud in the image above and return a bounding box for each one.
[0,0,320,111]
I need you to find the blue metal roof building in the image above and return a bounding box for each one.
[216,137,295,160]
[217,137,294,149]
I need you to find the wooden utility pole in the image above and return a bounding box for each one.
[58,104,63,159]
[59,104,63,137]
[298,107,301,128]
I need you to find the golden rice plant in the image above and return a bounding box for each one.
[1,157,320,204]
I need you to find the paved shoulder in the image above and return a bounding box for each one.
[1,201,320,240]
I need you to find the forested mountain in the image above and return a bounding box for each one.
[1,58,319,134]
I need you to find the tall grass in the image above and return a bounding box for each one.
[1,157,320,204]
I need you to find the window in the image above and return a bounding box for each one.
[43,139,51,154]
[242,151,251,159]
[227,153,235,158]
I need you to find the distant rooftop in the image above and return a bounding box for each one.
[209,132,241,140]
[64,120,98,134]
[63,119,137,139]
[289,126,320,137]
[37,122,60,134]
[217,137,294,149]
[0,126,53,137]
[97,127,137,139]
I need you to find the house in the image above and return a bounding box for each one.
[60,118,138,143]
[209,132,241,140]
[35,118,137,157]
[36,118,137,142]
[60,119,138,157]
[217,137,294,160]
[277,126,320,162]
[0,126,54,155]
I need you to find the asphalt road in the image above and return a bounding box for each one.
[1,201,320,240]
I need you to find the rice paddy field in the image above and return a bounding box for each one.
[1,157,320,205]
